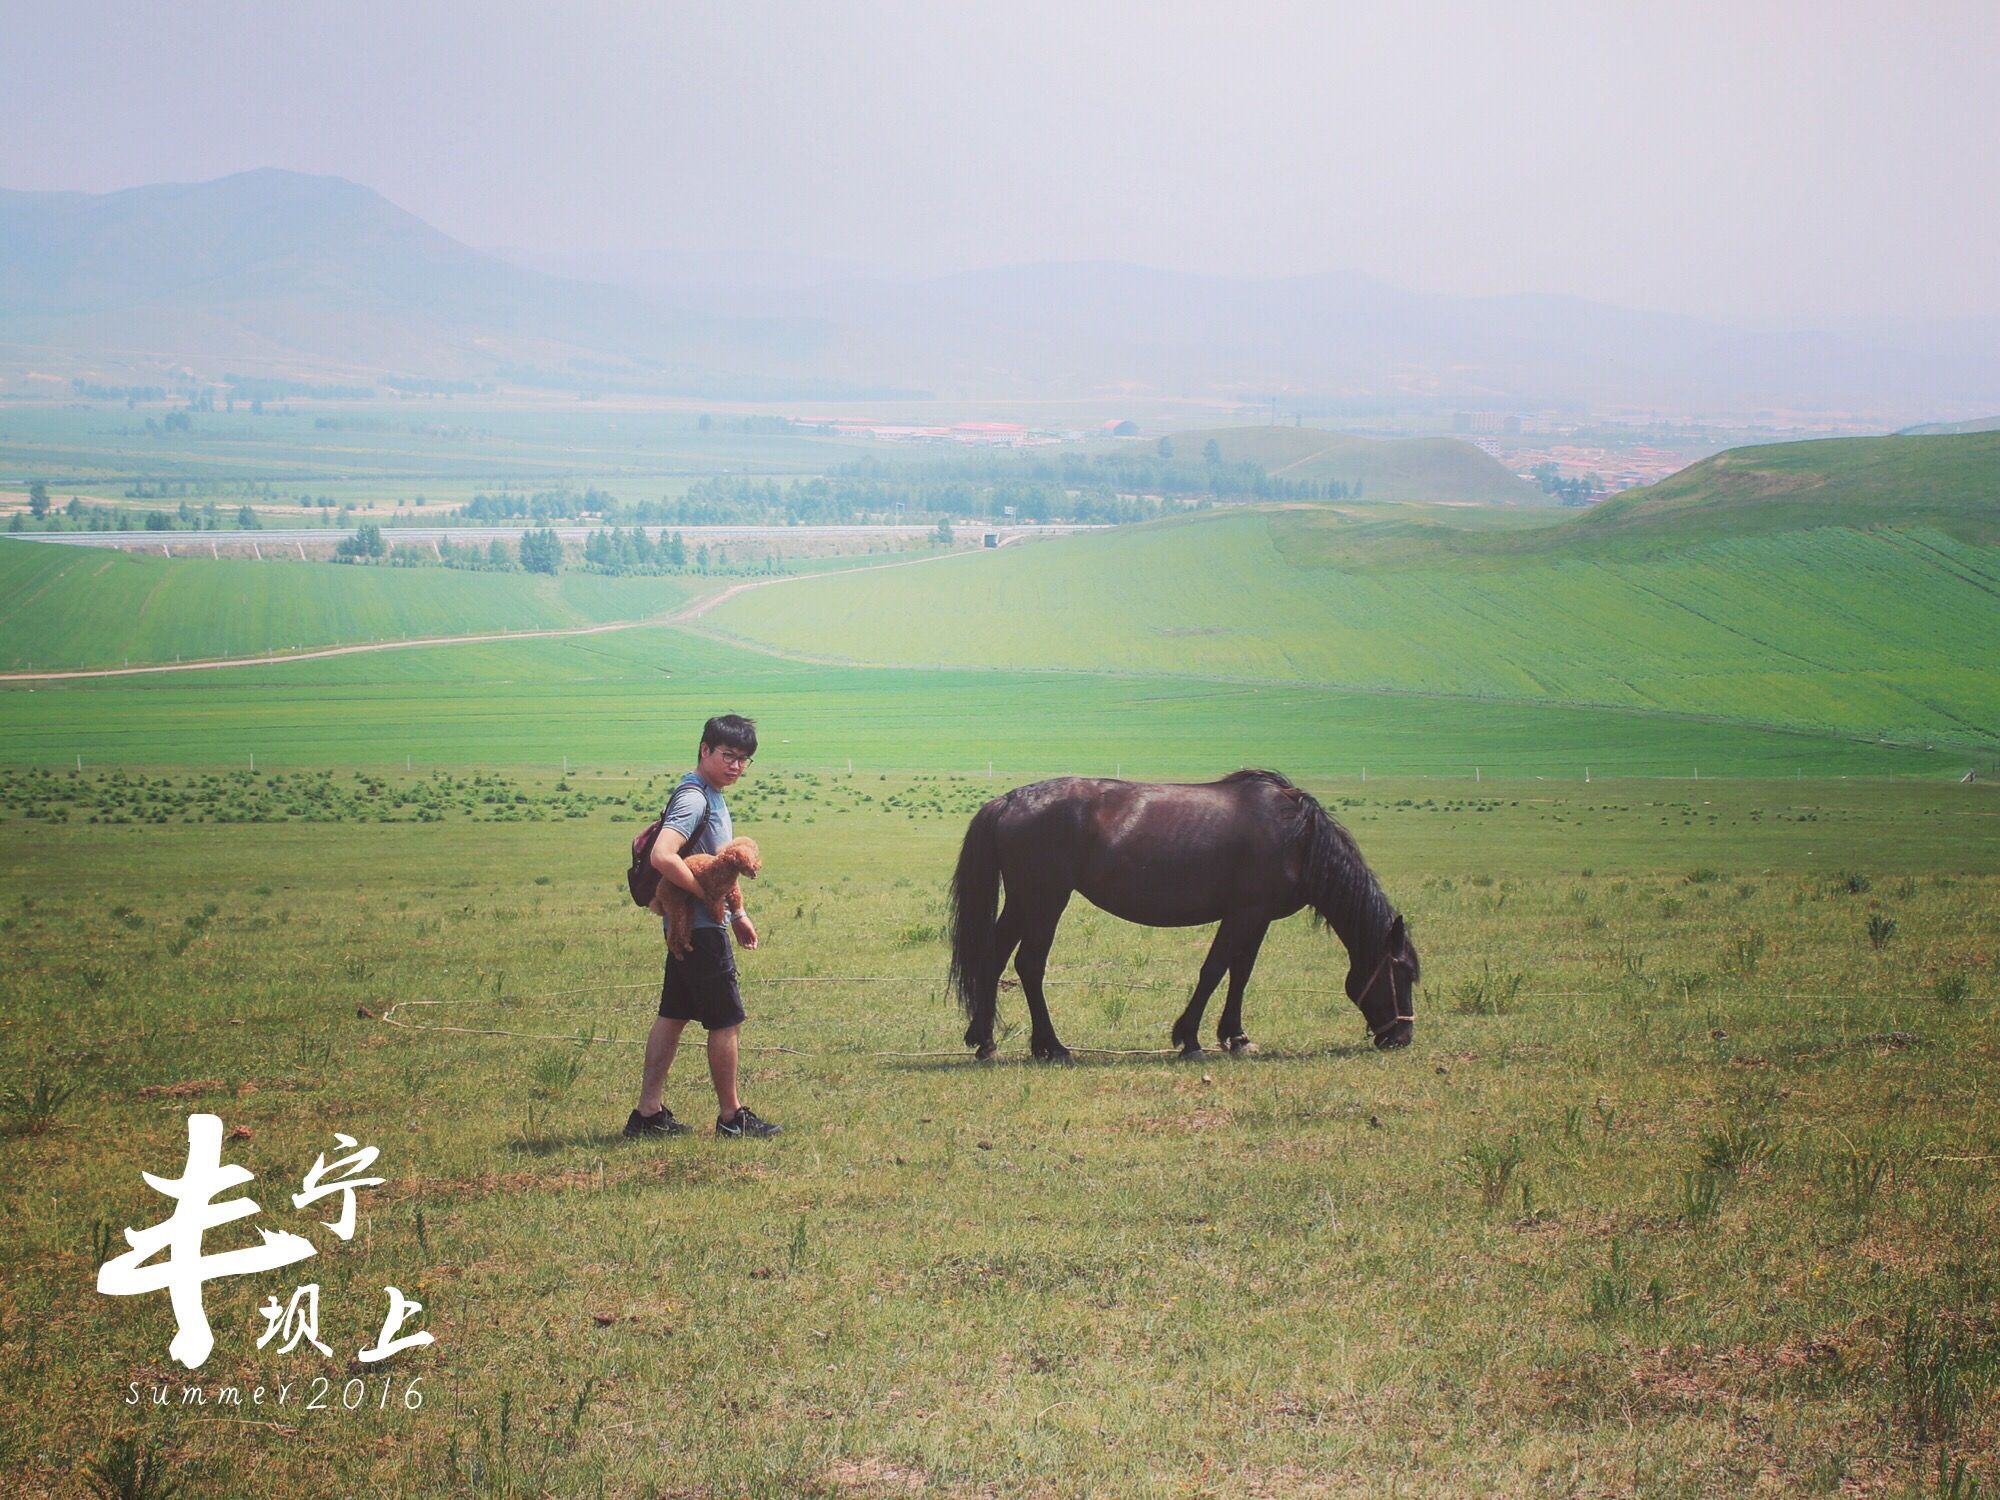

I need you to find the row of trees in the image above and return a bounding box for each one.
[460,488,613,523]
[590,475,1203,528]
[339,525,559,573]
[6,488,263,533]
[1530,463,1605,507]
[577,526,783,576]
[339,526,780,578]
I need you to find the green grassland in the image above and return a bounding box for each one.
[1576,432,2000,544]
[701,497,2000,749]
[1168,426,1542,503]
[0,624,1963,779]
[2,771,1996,1496]
[0,539,707,671]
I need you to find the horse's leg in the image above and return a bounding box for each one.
[1217,920,1270,1054]
[1015,900,1073,1063]
[1171,917,1248,1060]
[966,901,1023,1060]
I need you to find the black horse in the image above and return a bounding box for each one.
[947,770,1418,1061]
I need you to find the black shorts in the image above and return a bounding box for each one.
[658,927,746,1031]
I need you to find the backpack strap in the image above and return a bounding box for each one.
[661,777,710,853]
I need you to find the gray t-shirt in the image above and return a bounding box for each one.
[660,771,734,933]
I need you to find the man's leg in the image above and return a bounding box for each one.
[638,1015,688,1116]
[706,1023,742,1121]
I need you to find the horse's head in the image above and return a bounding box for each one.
[1347,913,1417,1048]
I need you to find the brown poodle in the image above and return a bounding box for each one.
[651,836,762,958]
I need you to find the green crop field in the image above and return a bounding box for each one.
[0,624,1965,780]
[0,539,708,672]
[2,769,1996,1497]
[701,503,2000,749]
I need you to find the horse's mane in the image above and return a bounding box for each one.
[1218,768,1297,790]
[1237,770,1406,970]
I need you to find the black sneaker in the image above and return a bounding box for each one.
[624,1107,691,1138]
[716,1106,781,1138]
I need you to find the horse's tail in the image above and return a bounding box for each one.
[947,796,1007,1037]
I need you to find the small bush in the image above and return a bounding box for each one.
[1680,1169,1726,1227]
[1700,1121,1777,1175]
[1454,1135,1524,1209]
[85,1430,184,1500]
[1452,961,1524,1017]
[1933,973,1971,1004]
[1868,914,1899,950]
[1930,1449,1996,1500]
[530,1046,586,1101]
[1827,1150,1891,1215]
[1899,1305,2000,1442]
[1839,870,1873,894]
[4,1068,77,1135]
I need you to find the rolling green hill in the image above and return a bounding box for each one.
[1899,416,2000,436]
[698,436,2000,747]
[1571,431,2000,543]
[0,540,698,670]
[1169,426,1540,503]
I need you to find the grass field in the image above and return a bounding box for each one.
[0,623,1966,780]
[700,509,2000,749]
[0,539,711,672]
[1576,432,2000,545]
[2,770,1996,1497]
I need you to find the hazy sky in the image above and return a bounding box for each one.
[6,1,1996,321]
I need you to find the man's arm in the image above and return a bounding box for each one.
[650,826,705,897]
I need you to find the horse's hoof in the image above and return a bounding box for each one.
[1223,1035,1259,1055]
[1177,1043,1206,1063]
[1034,1042,1075,1065]
[973,1042,999,1062]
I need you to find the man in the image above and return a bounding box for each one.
[625,713,781,1140]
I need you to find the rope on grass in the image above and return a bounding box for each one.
[374,976,1200,1056]
[376,996,1181,1057]
[373,973,1960,1056]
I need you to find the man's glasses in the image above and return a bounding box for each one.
[715,751,753,768]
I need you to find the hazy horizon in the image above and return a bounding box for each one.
[7,1,1998,326]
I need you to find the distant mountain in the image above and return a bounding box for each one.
[5,171,1999,417]
[0,170,860,397]
[1169,426,1540,504]
[767,262,2000,417]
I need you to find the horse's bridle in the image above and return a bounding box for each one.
[1358,946,1416,1041]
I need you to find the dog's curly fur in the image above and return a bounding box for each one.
[651,836,762,958]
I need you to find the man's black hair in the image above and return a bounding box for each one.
[700,714,758,759]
